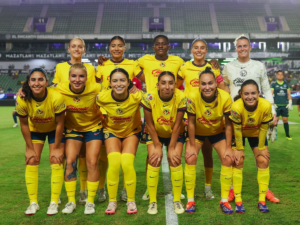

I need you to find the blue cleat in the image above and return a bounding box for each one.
[235,202,245,213]
[257,201,269,213]
[185,201,195,213]
[220,201,233,214]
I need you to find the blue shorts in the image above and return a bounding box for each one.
[186,132,225,145]
[31,130,66,145]
[145,133,185,146]
[232,137,268,149]
[65,128,104,142]
[104,131,141,141]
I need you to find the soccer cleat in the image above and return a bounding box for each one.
[235,202,245,213]
[228,189,235,202]
[120,188,127,202]
[257,201,269,213]
[97,188,107,202]
[271,126,277,143]
[105,201,117,215]
[173,201,185,214]
[185,201,195,213]
[47,202,58,216]
[84,202,95,215]
[142,188,149,200]
[204,187,215,200]
[78,190,87,204]
[266,190,280,203]
[13,123,18,128]
[220,201,233,214]
[25,202,39,215]
[147,202,158,215]
[62,202,76,214]
[127,201,138,214]
[286,136,292,141]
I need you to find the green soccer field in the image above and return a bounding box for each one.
[0,106,299,225]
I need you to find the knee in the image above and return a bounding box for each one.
[50,157,58,165]
[87,159,98,171]
[185,154,197,165]
[283,118,288,123]
[148,154,162,167]
[222,155,233,167]
[256,156,269,168]
[27,157,40,166]
[168,158,182,168]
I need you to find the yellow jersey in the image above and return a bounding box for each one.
[52,61,96,84]
[140,88,186,138]
[137,54,184,91]
[229,97,273,137]
[187,88,232,136]
[16,87,66,133]
[95,59,142,90]
[96,89,142,138]
[53,81,102,132]
[178,61,222,95]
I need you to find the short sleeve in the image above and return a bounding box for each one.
[186,95,196,116]
[95,65,103,83]
[140,92,152,112]
[54,94,66,115]
[177,64,185,80]
[177,93,187,112]
[52,65,61,84]
[137,56,145,69]
[15,97,28,118]
[223,96,232,115]
[229,104,242,124]
[133,61,143,78]
[262,104,273,124]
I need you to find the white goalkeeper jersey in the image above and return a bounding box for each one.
[222,59,274,105]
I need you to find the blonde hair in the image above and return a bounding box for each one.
[69,63,87,76]
[69,37,85,50]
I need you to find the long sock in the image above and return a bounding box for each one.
[13,112,17,123]
[107,152,121,201]
[147,164,160,203]
[232,167,243,203]
[170,164,183,202]
[51,164,64,204]
[25,165,38,204]
[121,153,136,201]
[78,158,87,191]
[220,166,232,201]
[204,167,213,186]
[87,181,99,204]
[98,145,108,189]
[284,122,290,137]
[185,164,196,201]
[258,167,270,202]
[65,180,76,203]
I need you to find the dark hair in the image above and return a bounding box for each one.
[153,35,169,45]
[22,68,48,101]
[191,38,207,48]
[158,71,175,82]
[109,67,134,90]
[109,36,125,46]
[276,70,284,74]
[199,67,218,108]
[234,79,260,101]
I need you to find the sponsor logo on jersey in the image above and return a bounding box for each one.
[157,116,174,125]
[242,124,260,130]
[196,116,219,125]
[152,69,164,77]
[240,70,247,77]
[233,78,244,87]
[190,78,199,87]
[110,116,132,123]
[247,118,255,124]
[160,62,166,68]
[163,109,170,116]
[30,116,52,123]
[204,109,212,117]
[36,109,44,115]
[67,105,89,113]
[146,93,153,101]
[116,108,124,115]
[73,97,81,104]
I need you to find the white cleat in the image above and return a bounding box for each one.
[204,186,215,200]
[147,202,158,215]
[25,202,39,215]
[84,202,95,215]
[98,188,107,202]
[47,202,58,216]
[62,202,76,214]
[13,123,18,128]
[79,190,87,204]
[142,189,149,200]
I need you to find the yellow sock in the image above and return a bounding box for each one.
[87,181,99,203]
[204,167,213,186]
[107,152,121,201]
[51,164,64,204]
[65,180,76,203]
[98,145,108,189]
[170,164,183,202]
[121,153,136,201]
[147,164,160,203]
[258,167,270,202]
[25,165,38,204]
[233,167,243,202]
[78,158,87,191]
[220,165,232,200]
[185,164,196,200]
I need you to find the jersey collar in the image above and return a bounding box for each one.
[192,60,207,68]
[243,100,258,112]
[111,90,129,102]
[158,90,174,102]
[69,84,86,94]
[111,58,124,64]
[155,55,168,61]
[32,88,48,102]
[276,80,284,85]
[67,61,84,66]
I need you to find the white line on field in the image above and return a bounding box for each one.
[277,120,300,125]
[162,146,178,225]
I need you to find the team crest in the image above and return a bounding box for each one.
[36,109,44,115]
[116,108,124,115]
[240,70,247,77]
[163,109,170,116]
[146,93,153,101]
[105,133,109,139]
[247,118,255,124]
[160,62,166,68]
[231,110,239,120]
[204,109,212,117]
[73,97,81,104]
[66,129,72,133]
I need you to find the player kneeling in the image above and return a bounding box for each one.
[185,67,234,214]
[230,80,273,213]
[16,68,66,216]
[96,68,142,215]
[140,71,187,215]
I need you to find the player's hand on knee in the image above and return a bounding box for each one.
[51,148,64,165]
[167,148,181,167]
[25,149,39,165]
[185,145,198,163]
[234,150,245,166]
[223,146,235,164]
[256,149,270,162]
[149,145,163,167]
